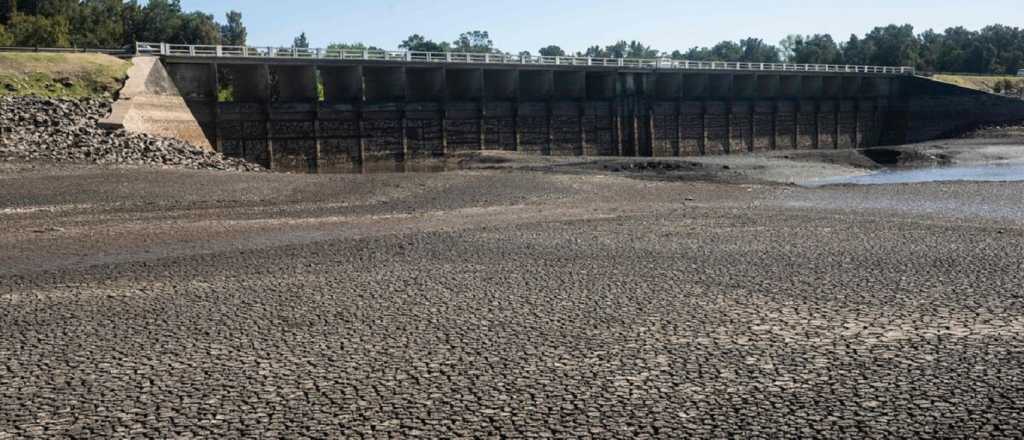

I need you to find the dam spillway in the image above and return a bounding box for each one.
[132,43,1024,172]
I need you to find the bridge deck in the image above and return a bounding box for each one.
[137,42,915,75]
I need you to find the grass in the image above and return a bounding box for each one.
[932,73,1024,94]
[0,53,130,98]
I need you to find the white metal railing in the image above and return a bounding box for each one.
[136,42,916,75]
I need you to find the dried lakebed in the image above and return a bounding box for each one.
[1,147,1023,437]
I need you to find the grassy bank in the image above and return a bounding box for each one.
[0,53,129,98]
[932,73,1024,95]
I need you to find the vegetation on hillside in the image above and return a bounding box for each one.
[0,52,128,97]
[0,0,247,48]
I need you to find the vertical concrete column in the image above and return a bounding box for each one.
[313,97,321,173]
[479,70,487,151]
[812,100,820,149]
[262,65,274,170]
[513,101,521,152]
[700,100,708,155]
[771,100,779,150]
[210,63,222,152]
[479,102,486,151]
[852,100,860,148]
[614,99,623,156]
[440,68,449,156]
[546,99,554,156]
[748,100,756,152]
[401,68,410,162]
[724,100,733,154]
[440,107,449,156]
[833,100,841,149]
[791,99,799,149]
[513,70,521,152]
[400,104,409,161]
[578,101,587,156]
[647,105,656,157]
[675,99,683,156]
[626,99,634,156]
[873,98,883,147]
[356,104,366,167]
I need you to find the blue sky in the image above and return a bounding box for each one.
[182,0,1023,52]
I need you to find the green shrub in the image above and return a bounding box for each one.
[0,24,12,46]
[8,14,71,48]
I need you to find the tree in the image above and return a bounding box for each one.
[978,24,1024,74]
[779,34,800,61]
[453,30,494,53]
[327,42,381,51]
[131,0,183,43]
[676,46,713,61]
[34,0,76,17]
[7,13,69,46]
[0,23,11,45]
[399,33,448,52]
[175,11,218,44]
[937,26,977,72]
[538,45,564,57]
[738,38,781,62]
[710,40,742,61]
[862,24,919,67]
[791,34,843,64]
[293,31,308,48]
[916,29,944,71]
[583,45,606,57]
[626,41,658,58]
[841,34,873,65]
[69,0,126,48]
[0,0,15,25]
[604,41,628,58]
[219,10,245,46]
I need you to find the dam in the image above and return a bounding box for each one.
[123,43,1024,172]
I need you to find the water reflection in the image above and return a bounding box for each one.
[803,164,1024,187]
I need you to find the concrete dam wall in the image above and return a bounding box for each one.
[146,57,1024,172]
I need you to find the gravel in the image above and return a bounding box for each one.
[0,96,262,172]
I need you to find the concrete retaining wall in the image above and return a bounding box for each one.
[100,57,213,150]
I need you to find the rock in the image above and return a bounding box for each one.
[3,83,17,92]
[0,96,263,172]
[57,77,75,88]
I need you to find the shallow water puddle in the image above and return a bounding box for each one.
[803,164,1024,187]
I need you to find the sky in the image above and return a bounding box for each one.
[182,0,1024,53]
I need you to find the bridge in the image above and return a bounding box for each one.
[112,43,1024,172]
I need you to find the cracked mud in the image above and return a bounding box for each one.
[1,162,1023,438]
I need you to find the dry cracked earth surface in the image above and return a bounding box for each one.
[1,159,1023,438]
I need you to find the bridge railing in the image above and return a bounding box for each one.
[136,42,915,75]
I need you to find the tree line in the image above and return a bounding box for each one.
[332,24,1024,75]
[0,0,246,48]
[2,2,1022,75]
